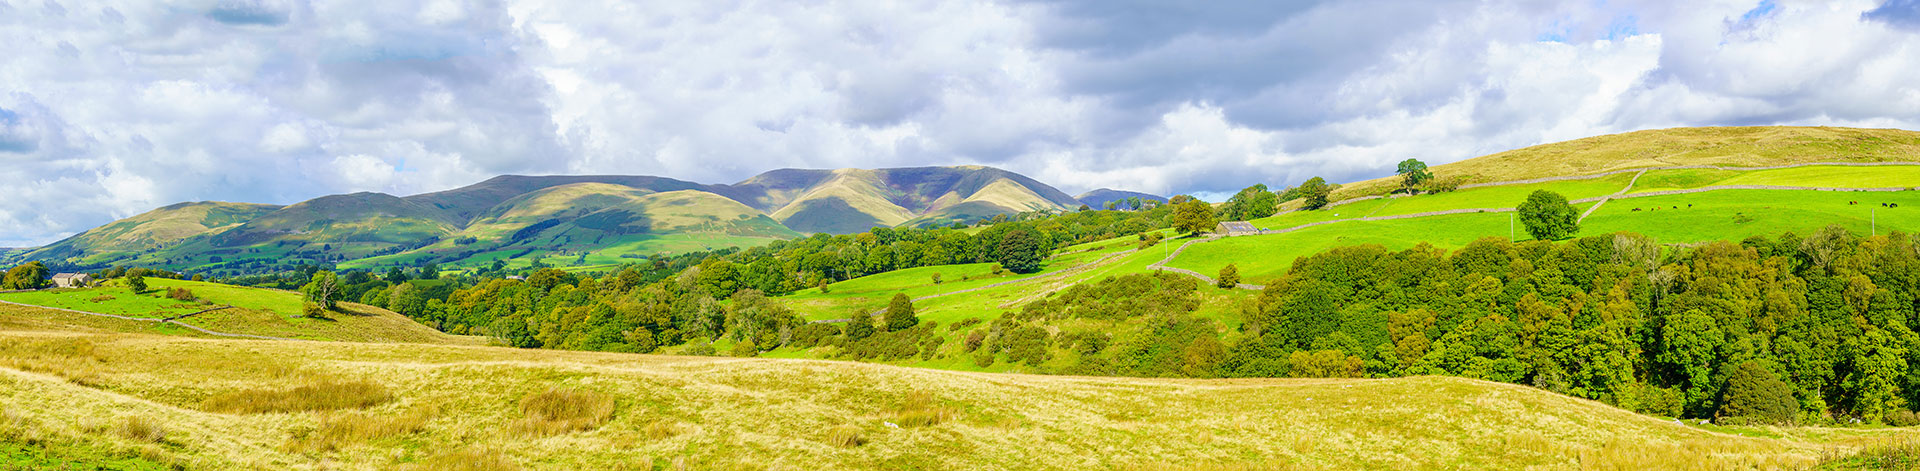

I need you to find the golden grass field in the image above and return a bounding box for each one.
[1,303,1915,470]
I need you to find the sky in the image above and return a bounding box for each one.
[3,0,1920,246]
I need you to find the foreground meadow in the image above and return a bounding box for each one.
[0,302,1914,470]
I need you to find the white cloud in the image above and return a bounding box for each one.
[3,0,1920,247]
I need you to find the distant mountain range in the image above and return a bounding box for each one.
[1074,189,1166,209]
[11,166,1082,273]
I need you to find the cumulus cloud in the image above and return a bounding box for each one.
[3,0,1920,246]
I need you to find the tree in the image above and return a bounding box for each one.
[844,312,875,340]
[1396,158,1433,190]
[1,262,49,290]
[1104,200,1118,210]
[1172,200,1216,236]
[884,293,918,331]
[126,272,148,295]
[1221,184,1278,220]
[1128,197,1144,211]
[1217,263,1241,288]
[1718,361,1797,425]
[383,267,410,284]
[931,273,943,285]
[301,271,342,311]
[1517,190,1580,240]
[1298,177,1331,210]
[997,229,1045,274]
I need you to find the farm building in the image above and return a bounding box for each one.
[50,273,92,288]
[1216,221,1260,236]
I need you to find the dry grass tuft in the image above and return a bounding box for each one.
[0,337,106,386]
[202,380,393,414]
[409,448,522,471]
[516,388,614,436]
[110,416,166,443]
[643,421,686,440]
[285,404,438,453]
[888,390,957,428]
[1577,438,1812,470]
[825,424,866,448]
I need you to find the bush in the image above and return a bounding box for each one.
[1717,361,1797,425]
[516,388,614,436]
[301,303,329,319]
[788,323,841,349]
[166,287,194,301]
[890,391,956,428]
[1217,264,1241,288]
[884,294,918,331]
[729,339,758,357]
[202,380,393,414]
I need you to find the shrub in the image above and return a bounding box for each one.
[516,388,615,436]
[1217,264,1241,288]
[788,323,841,349]
[88,295,115,303]
[728,339,759,357]
[202,380,393,414]
[931,273,942,285]
[301,303,329,319]
[1717,361,1797,425]
[947,317,983,332]
[825,425,866,448]
[166,287,194,301]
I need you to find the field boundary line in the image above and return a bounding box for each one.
[0,299,298,341]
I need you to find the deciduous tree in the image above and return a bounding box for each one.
[1172,200,1216,235]
[1517,190,1579,240]
[1298,177,1331,210]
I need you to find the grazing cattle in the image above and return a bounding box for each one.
[1671,206,1677,209]
[1850,201,1859,205]
[1631,208,1641,212]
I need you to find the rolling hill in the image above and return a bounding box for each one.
[16,202,282,267]
[1075,188,1166,209]
[8,165,1079,273]
[731,166,1082,233]
[1328,126,1920,200]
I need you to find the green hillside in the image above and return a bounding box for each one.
[0,278,477,344]
[14,202,281,267]
[1329,126,1920,201]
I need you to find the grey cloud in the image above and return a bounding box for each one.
[0,108,38,153]
[1865,0,1920,28]
[207,0,293,26]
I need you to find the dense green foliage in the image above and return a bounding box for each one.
[1398,159,1433,190]
[301,271,343,310]
[124,273,146,295]
[996,229,1045,274]
[1221,227,1920,424]
[1218,263,1241,288]
[1,262,48,290]
[1719,361,1798,424]
[884,293,918,332]
[1517,190,1579,240]
[1220,184,1278,221]
[1172,200,1216,235]
[1297,177,1332,210]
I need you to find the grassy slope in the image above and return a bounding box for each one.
[16,202,282,267]
[0,279,478,345]
[1632,165,1920,193]
[1332,126,1920,200]
[3,328,1902,470]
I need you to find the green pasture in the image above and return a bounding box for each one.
[0,289,202,320]
[1372,171,1635,217]
[1168,211,1520,284]
[1583,189,1920,243]
[1632,165,1920,193]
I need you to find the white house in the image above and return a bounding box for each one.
[50,273,92,288]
